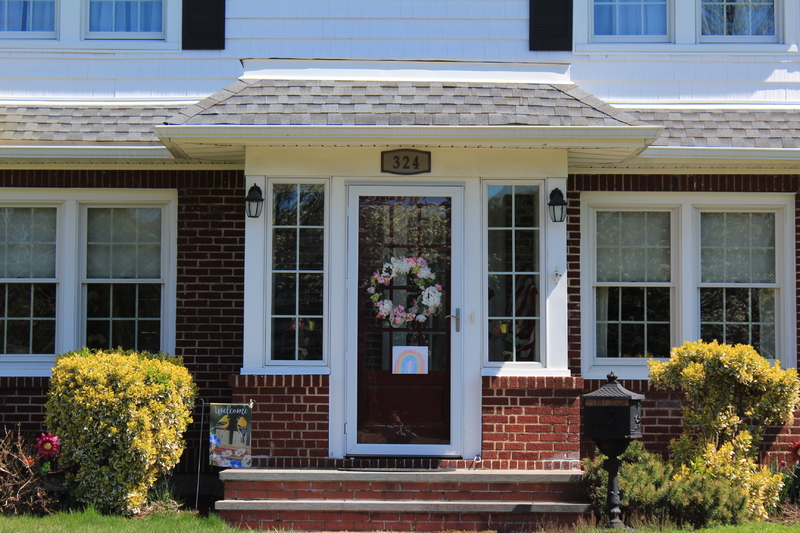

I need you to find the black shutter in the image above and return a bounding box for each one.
[182,0,225,50]
[529,0,572,51]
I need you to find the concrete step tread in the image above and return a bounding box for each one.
[219,468,584,484]
[216,498,593,513]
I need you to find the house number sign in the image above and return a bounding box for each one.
[381,149,431,175]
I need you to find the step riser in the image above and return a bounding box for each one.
[224,481,586,502]
[219,509,587,532]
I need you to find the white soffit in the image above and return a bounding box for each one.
[154,124,663,164]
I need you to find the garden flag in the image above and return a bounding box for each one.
[210,403,252,468]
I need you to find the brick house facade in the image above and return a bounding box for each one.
[4,1,800,530]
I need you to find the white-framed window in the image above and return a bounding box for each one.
[593,0,669,41]
[581,192,795,380]
[579,0,790,48]
[87,0,164,39]
[700,0,775,40]
[0,0,178,48]
[485,182,543,365]
[83,206,165,351]
[0,0,56,36]
[0,189,177,377]
[480,178,569,376]
[267,181,326,363]
[0,206,58,357]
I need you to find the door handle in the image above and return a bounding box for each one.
[446,308,461,332]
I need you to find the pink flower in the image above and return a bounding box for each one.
[35,433,60,459]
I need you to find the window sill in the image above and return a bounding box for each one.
[240,365,330,376]
[0,359,54,377]
[582,362,657,381]
[574,42,798,56]
[481,365,572,378]
[0,38,181,52]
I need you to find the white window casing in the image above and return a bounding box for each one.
[581,191,795,380]
[575,0,799,52]
[0,188,177,377]
[0,0,180,50]
[242,176,331,375]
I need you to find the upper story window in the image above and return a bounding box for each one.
[700,0,774,39]
[593,0,668,40]
[583,0,784,45]
[0,0,218,49]
[0,0,55,36]
[88,0,164,38]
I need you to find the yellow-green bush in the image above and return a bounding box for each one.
[45,348,197,515]
[649,340,800,520]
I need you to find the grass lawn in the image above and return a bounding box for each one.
[3,510,800,533]
[0,507,237,533]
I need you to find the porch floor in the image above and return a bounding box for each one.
[217,468,593,531]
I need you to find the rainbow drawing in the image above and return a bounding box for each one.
[392,346,429,375]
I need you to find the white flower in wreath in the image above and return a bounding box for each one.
[368,255,443,328]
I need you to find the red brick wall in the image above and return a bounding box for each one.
[230,375,330,465]
[568,174,800,460]
[0,377,50,433]
[0,169,245,472]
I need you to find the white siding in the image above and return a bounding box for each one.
[0,0,798,103]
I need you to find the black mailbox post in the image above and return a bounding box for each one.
[582,373,644,529]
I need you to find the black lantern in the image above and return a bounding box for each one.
[547,188,567,223]
[245,183,264,218]
[582,373,644,529]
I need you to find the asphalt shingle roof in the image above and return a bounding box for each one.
[626,108,800,149]
[3,81,800,151]
[0,105,183,144]
[164,79,648,128]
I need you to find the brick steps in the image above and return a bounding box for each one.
[217,468,592,531]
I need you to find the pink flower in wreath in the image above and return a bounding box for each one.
[35,433,60,459]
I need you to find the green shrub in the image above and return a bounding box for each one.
[45,348,197,515]
[649,340,800,520]
[583,440,747,529]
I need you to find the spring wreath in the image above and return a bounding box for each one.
[367,256,442,328]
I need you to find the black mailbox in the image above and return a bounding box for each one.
[583,372,644,442]
[582,372,644,529]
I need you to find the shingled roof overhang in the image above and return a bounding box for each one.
[153,79,663,167]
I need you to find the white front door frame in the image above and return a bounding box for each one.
[343,183,466,457]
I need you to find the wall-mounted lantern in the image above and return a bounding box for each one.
[582,372,644,529]
[245,183,264,218]
[547,188,567,223]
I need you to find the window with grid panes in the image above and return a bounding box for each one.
[0,207,57,355]
[486,184,541,363]
[595,211,671,358]
[582,192,793,379]
[85,207,163,353]
[699,212,776,356]
[269,183,325,361]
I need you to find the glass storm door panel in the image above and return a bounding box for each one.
[356,193,454,449]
